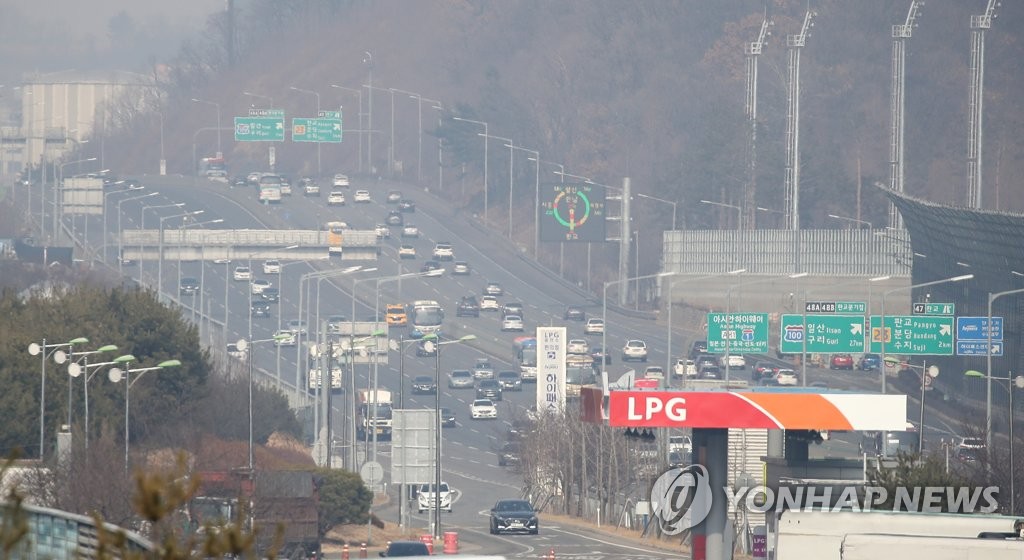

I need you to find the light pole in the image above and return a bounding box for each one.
[140,202,185,285]
[700,199,743,232]
[452,117,488,224]
[879,274,973,394]
[27,337,88,458]
[666,270,746,388]
[481,135,513,238]
[331,84,363,173]
[57,157,97,241]
[67,351,128,450]
[516,149,541,258]
[986,287,1024,453]
[636,192,678,232]
[363,51,374,173]
[108,358,182,474]
[63,344,117,427]
[827,213,872,229]
[247,244,300,414]
[159,210,204,300]
[725,273,809,383]
[421,98,443,191]
[966,370,1024,514]
[290,87,322,177]
[885,358,939,451]
[234,334,290,473]
[191,98,222,155]
[275,260,321,390]
[115,191,157,276]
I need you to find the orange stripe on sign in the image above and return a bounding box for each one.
[741,393,854,430]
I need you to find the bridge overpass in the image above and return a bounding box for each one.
[119,228,379,261]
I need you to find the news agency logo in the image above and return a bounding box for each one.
[650,465,713,534]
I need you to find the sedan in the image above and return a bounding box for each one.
[353,189,371,203]
[830,353,855,370]
[448,369,475,389]
[721,354,746,370]
[250,301,271,318]
[273,330,296,346]
[489,499,539,535]
[250,279,272,295]
[564,306,586,321]
[591,346,611,365]
[398,245,417,259]
[567,339,589,355]
[484,282,504,296]
[332,173,350,188]
[327,191,346,205]
[440,407,456,428]
[476,379,503,401]
[179,277,200,296]
[411,375,437,395]
[262,260,281,274]
[374,224,390,239]
[497,371,523,391]
[470,399,498,420]
[480,296,500,311]
[622,339,648,362]
[232,266,252,281]
[583,318,605,335]
[501,315,524,332]
[452,261,471,275]
[386,190,402,203]
[402,225,420,238]
[398,199,416,212]
[643,366,665,380]
[751,360,778,381]
[286,319,308,336]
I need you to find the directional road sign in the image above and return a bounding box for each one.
[292,110,342,143]
[234,116,286,141]
[706,312,769,354]
[869,315,954,355]
[957,341,1003,356]
[803,301,866,314]
[780,314,866,354]
[956,316,1003,341]
[912,302,954,315]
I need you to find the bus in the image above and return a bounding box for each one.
[410,300,444,338]
[257,174,283,203]
[325,221,348,256]
[566,354,597,400]
[512,336,537,382]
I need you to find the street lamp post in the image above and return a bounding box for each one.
[726,273,809,383]
[159,210,204,300]
[179,219,224,319]
[452,117,488,224]
[880,274,973,394]
[421,98,443,192]
[331,84,363,173]
[108,358,182,474]
[140,202,185,285]
[603,273,674,380]
[986,288,1024,453]
[242,91,274,109]
[27,337,88,458]
[637,192,678,232]
[116,191,158,277]
[363,51,374,173]
[191,98,222,155]
[827,213,873,229]
[700,199,743,232]
[67,351,129,450]
[63,344,117,427]
[390,88,423,182]
[967,370,1024,514]
[290,87,322,177]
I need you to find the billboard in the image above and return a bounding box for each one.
[391,409,437,485]
[536,327,567,413]
[539,183,606,242]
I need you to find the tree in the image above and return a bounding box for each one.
[867,451,975,512]
[315,468,372,532]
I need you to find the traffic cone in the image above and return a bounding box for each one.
[359,542,368,558]
[548,547,556,559]
[341,543,349,560]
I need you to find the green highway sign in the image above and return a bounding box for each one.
[706,312,769,354]
[292,111,343,143]
[869,315,954,355]
[912,302,954,315]
[780,314,866,354]
[234,116,286,141]
[836,301,866,314]
[249,109,284,118]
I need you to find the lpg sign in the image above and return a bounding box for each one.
[625,395,687,422]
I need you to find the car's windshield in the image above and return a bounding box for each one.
[496,500,532,512]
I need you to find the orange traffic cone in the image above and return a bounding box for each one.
[548,548,556,559]
[359,542,367,558]
[341,543,349,560]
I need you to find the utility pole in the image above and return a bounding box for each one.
[743,12,771,231]
[889,1,922,229]
[783,8,815,231]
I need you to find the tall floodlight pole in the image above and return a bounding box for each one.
[743,13,771,230]
[330,85,363,173]
[390,88,423,182]
[967,0,999,210]
[783,9,815,231]
[889,1,922,229]
[452,117,488,225]
[363,51,374,175]
[191,98,222,155]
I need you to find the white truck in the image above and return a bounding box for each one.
[356,389,393,441]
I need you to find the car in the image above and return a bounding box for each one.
[480,296,500,311]
[250,278,272,295]
[250,301,271,318]
[232,266,252,281]
[226,343,247,361]
[278,176,293,195]
[688,340,709,359]
[374,224,391,239]
[751,360,778,381]
[452,261,470,275]
[698,364,722,379]
[246,171,263,184]
[583,318,605,335]
[386,304,408,327]
[262,259,281,274]
[830,353,855,370]
[401,225,420,238]
[398,244,416,259]
[476,379,503,401]
[673,358,697,378]
[668,450,690,469]
[472,358,495,379]
[721,354,746,370]
[564,305,586,321]
[501,302,524,318]
[398,199,416,212]
[353,189,371,203]
[411,375,437,394]
[273,330,296,346]
[327,315,348,334]
[567,339,589,355]
[643,366,665,380]
[501,315,524,332]
[448,369,475,389]
[332,173,350,188]
[622,339,648,362]
[327,191,346,205]
[857,353,882,371]
[957,446,980,463]
[489,499,538,535]
[669,435,693,454]
[179,277,200,296]
[497,441,521,467]
[432,242,454,261]
[776,368,798,386]
[484,282,504,296]
[386,210,404,226]
[960,436,985,450]
[300,177,320,196]
[591,346,611,365]
[695,354,719,371]
[457,295,480,318]
[470,399,498,419]
[416,482,452,513]
[440,407,456,428]
[286,319,308,336]
[379,540,430,557]
[386,190,402,203]
[421,260,443,274]
[260,287,280,303]
[497,370,523,391]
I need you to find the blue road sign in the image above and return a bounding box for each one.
[957,341,1003,356]
[956,316,1003,341]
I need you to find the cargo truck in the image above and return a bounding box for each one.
[356,388,393,441]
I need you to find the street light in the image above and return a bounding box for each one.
[235,334,291,473]
[725,272,809,383]
[331,84,363,173]
[242,91,274,109]
[140,201,185,283]
[191,98,222,155]
[666,270,746,388]
[880,274,973,394]
[159,210,204,299]
[115,191,158,276]
[108,357,182,473]
[986,287,1024,454]
[700,199,743,231]
[67,350,127,450]
[290,87,322,176]
[827,213,872,229]
[27,336,89,458]
[179,218,224,322]
[420,97,444,192]
[452,117,488,224]
[63,344,117,429]
[966,370,1024,514]
[883,358,939,451]
[636,192,678,232]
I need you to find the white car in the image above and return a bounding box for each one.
[470,399,498,419]
[432,242,454,260]
[375,224,390,239]
[673,358,697,378]
[501,315,524,332]
[776,369,798,386]
[232,266,252,281]
[452,261,470,275]
[669,435,693,454]
[480,296,500,311]
[643,366,665,380]
[402,225,420,238]
[721,354,747,370]
[583,318,605,335]
[484,282,503,296]
[250,279,272,295]
[398,245,416,259]
[273,330,297,346]
[622,339,648,362]
[567,339,589,355]
[416,482,452,514]
[262,260,281,274]
[327,191,346,206]
[286,319,308,336]
[332,173,350,188]
[353,189,371,203]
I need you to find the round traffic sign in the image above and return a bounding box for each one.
[360,461,384,485]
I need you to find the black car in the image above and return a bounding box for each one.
[386,210,404,226]
[456,295,480,318]
[250,301,271,318]
[498,441,521,467]
[379,540,430,557]
[411,375,437,394]
[179,277,200,296]
[440,407,456,428]
[564,305,586,321]
[421,260,442,274]
[476,379,503,401]
[260,287,280,303]
[489,499,539,535]
[591,346,612,365]
[751,360,777,381]
[688,340,709,359]
[497,371,522,391]
[398,199,416,212]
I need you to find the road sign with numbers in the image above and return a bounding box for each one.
[292,110,342,143]
[706,312,769,354]
[869,315,954,355]
[234,116,286,141]
[780,314,866,354]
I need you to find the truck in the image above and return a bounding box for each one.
[189,469,321,560]
[306,342,343,393]
[356,388,393,441]
[512,336,537,382]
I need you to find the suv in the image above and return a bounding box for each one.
[857,353,882,371]
[457,295,481,317]
[501,302,524,319]
[472,358,495,379]
[416,482,452,513]
[179,277,200,296]
[622,339,648,362]
[476,379,503,401]
[433,242,455,261]
[830,353,855,370]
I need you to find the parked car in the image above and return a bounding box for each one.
[489,499,538,535]
[830,353,855,370]
[622,339,648,362]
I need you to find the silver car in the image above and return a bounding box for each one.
[448,369,475,389]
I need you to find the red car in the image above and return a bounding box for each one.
[829,354,854,370]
